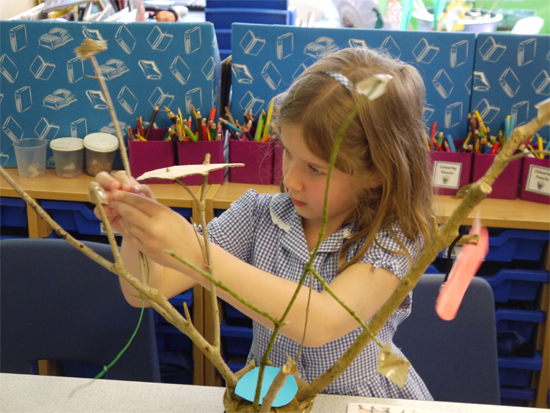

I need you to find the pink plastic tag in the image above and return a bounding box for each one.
[435,215,489,321]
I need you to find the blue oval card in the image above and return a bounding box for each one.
[234,366,298,408]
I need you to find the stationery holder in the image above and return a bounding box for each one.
[129,129,175,184]
[177,140,225,185]
[272,141,284,186]
[228,140,273,185]
[472,153,522,200]
[519,157,550,204]
[430,151,473,196]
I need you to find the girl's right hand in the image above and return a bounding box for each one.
[91,171,155,233]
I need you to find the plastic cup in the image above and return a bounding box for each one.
[83,133,119,176]
[50,137,84,179]
[13,138,48,179]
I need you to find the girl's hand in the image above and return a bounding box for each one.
[91,171,155,234]
[108,190,199,269]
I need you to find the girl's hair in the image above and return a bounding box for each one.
[276,47,434,272]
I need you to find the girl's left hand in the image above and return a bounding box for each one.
[109,189,200,269]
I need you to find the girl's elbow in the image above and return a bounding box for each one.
[124,292,150,308]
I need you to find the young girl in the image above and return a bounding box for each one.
[94,47,434,400]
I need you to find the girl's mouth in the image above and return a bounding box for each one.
[291,197,306,207]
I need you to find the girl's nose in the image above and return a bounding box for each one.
[283,165,304,192]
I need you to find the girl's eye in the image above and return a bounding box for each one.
[308,165,323,175]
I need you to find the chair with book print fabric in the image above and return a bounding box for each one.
[0,238,161,382]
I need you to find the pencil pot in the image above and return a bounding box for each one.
[472,153,522,200]
[228,140,273,185]
[429,151,472,196]
[519,157,550,204]
[273,141,284,186]
[176,140,225,185]
[129,128,175,184]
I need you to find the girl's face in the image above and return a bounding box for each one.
[280,124,370,229]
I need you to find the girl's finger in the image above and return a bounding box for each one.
[111,190,163,216]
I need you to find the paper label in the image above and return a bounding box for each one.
[432,161,462,189]
[525,164,550,196]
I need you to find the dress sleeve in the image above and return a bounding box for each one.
[356,223,422,281]
[197,189,266,264]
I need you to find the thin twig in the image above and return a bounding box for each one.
[310,268,382,347]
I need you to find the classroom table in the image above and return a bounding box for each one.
[0,372,540,413]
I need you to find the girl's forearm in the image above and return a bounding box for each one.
[118,238,162,307]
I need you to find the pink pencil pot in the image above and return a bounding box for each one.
[519,157,550,204]
[228,140,273,185]
[177,140,225,186]
[129,129,175,184]
[273,141,284,186]
[472,153,522,200]
[429,151,473,196]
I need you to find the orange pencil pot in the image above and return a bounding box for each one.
[472,153,522,200]
[519,157,550,204]
[429,142,472,196]
[177,140,225,185]
[228,140,273,185]
[272,141,284,186]
[129,128,175,184]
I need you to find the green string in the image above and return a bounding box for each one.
[93,255,150,380]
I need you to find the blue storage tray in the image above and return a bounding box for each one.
[220,49,231,61]
[155,289,193,326]
[0,197,27,228]
[478,269,548,302]
[40,200,101,235]
[485,229,548,262]
[496,308,545,338]
[498,352,542,387]
[207,0,288,9]
[205,8,289,29]
[215,29,231,50]
[221,320,253,356]
[40,200,192,236]
[158,330,193,352]
[501,387,536,400]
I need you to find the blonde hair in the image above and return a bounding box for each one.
[277,47,434,272]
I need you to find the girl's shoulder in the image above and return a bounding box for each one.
[355,222,422,280]
[229,189,293,222]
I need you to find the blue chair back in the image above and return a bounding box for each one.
[393,273,500,404]
[1,238,161,382]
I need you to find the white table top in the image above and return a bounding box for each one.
[0,373,537,413]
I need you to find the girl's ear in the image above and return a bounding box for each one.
[363,169,383,190]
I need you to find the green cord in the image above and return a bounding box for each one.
[93,255,150,379]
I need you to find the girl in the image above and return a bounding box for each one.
[94,47,434,400]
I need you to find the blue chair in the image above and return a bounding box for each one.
[0,238,161,382]
[393,273,500,404]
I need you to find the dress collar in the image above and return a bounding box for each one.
[269,193,357,261]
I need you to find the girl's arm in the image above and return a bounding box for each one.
[92,172,197,308]
[109,189,400,347]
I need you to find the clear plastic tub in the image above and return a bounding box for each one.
[50,137,84,179]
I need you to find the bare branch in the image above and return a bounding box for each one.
[259,356,298,412]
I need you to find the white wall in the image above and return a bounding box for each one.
[0,0,37,20]
[289,0,339,23]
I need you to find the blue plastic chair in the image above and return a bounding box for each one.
[0,238,161,382]
[393,273,500,404]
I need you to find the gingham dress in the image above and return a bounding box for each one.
[202,190,433,400]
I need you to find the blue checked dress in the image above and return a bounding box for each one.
[202,190,433,400]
